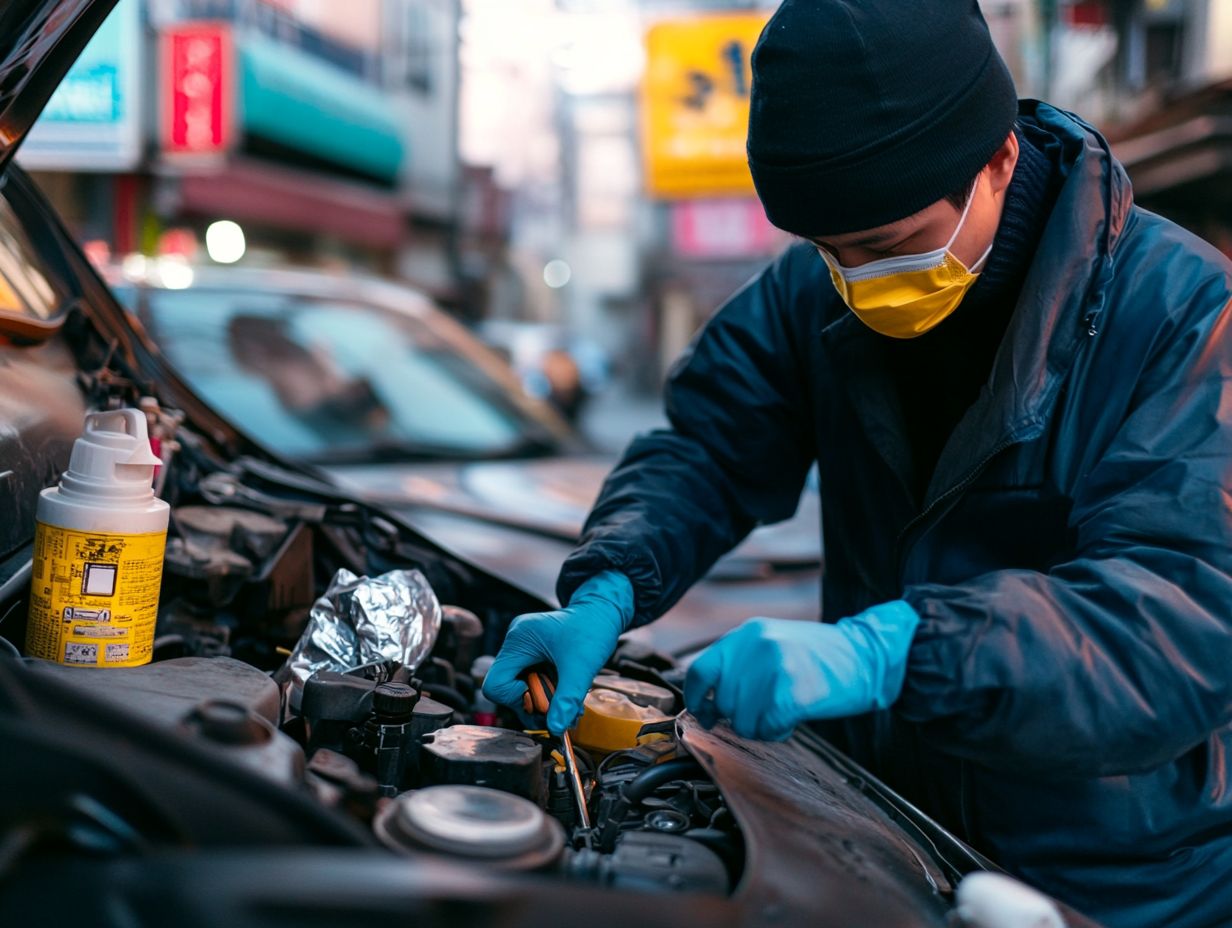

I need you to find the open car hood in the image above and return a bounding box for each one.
[321,456,822,569]
[0,0,116,172]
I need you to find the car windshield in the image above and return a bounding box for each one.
[135,287,563,463]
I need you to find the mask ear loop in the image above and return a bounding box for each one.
[947,173,993,273]
[969,241,995,273]
[944,174,980,252]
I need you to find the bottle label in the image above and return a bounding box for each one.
[26,522,166,668]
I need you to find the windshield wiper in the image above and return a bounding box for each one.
[302,440,472,465]
[301,435,561,466]
[489,434,562,460]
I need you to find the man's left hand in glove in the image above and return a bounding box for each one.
[683,600,921,741]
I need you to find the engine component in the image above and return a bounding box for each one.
[421,725,543,802]
[174,506,287,564]
[301,669,380,744]
[163,539,253,607]
[470,654,495,685]
[595,758,705,852]
[373,785,565,870]
[184,699,273,745]
[237,521,315,638]
[546,767,580,829]
[437,606,484,672]
[160,501,317,662]
[164,506,285,609]
[305,748,380,822]
[31,656,280,727]
[352,682,421,796]
[301,666,453,757]
[644,809,691,834]
[180,699,304,786]
[567,831,729,894]
[470,655,499,725]
[275,567,442,711]
[592,675,677,714]
[409,693,454,743]
[573,688,671,756]
[374,681,418,717]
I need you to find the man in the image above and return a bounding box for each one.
[484,2,1232,926]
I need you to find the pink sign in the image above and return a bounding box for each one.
[671,198,785,259]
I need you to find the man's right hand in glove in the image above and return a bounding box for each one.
[482,570,634,735]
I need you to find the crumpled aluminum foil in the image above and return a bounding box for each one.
[277,567,441,710]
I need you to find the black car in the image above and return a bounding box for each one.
[112,262,826,657]
[0,4,1101,927]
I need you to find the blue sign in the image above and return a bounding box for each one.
[19,0,142,170]
[42,64,122,123]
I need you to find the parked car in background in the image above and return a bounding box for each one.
[109,262,583,465]
[113,263,825,654]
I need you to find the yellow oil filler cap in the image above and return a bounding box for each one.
[573,688,672,756]
[25,409,170,668]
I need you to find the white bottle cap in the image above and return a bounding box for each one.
[955,872,1067,928]
[59,409,162,504]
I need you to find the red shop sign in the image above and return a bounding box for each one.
[160,22,234,156]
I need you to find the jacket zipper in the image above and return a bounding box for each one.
[893,435,1022,585]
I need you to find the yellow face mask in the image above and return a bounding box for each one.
[818,187,993,339]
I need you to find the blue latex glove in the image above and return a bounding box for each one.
[684,601,920,741]
[482,571,635,735]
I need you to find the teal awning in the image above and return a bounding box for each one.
[238,34,405,185]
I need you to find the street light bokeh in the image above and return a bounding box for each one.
[205,220,246,265]
[543,259,572,289]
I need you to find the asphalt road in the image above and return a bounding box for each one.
[579,384,666,454]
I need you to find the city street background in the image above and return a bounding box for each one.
[23,0,1232,455]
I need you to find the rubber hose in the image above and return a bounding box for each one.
[621,757,704,803]
[453,673,475,701]
[598,757,706,853]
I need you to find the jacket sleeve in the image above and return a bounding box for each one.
[558,247,817,626]
[899,295,1232,778]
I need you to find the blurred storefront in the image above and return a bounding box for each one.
[20,0,476,303]
[635,8,785,383]
[19,0,144,255]
[455,164,515,323]
[1107,80,1232,258]
[1100,0,1232,257]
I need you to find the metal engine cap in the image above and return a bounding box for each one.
[374,785,565,870]
[372,682,418,719]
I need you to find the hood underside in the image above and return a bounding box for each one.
[0,0,117,171]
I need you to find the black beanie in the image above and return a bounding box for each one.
[747,0,1018,237]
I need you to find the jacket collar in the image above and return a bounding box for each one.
[819,102,1132,510]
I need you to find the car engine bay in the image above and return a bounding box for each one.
[0,361,1093,928]
[0,397,744,903]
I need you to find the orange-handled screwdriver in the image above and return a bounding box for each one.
[523,670,591,830]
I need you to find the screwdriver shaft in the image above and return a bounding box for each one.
[561,730,591,830]
[525,671,591,831]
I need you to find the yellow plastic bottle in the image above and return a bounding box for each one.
[25,409,170,667]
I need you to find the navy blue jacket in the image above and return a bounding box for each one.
[560,103,1232,928]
